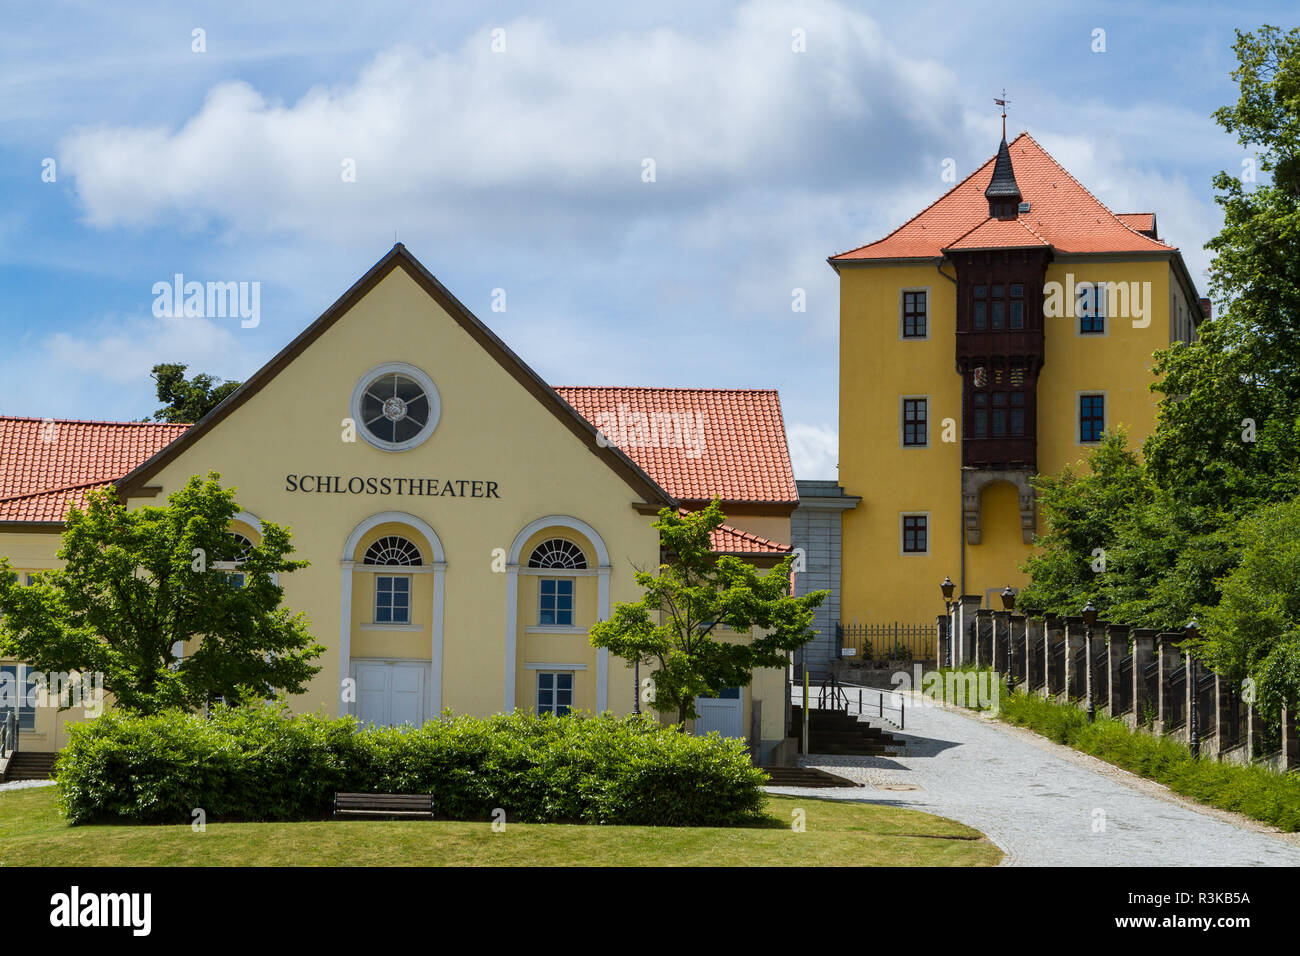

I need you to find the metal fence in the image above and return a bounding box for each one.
[836,622,933,663]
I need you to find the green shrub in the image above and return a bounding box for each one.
[55,705,768,827]
[999,692,1300,831]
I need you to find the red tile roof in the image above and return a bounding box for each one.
[708,522,791,555]
[555,387,798,504]
[1116,212,1157,236]
[831,133,1177,261]
[0,417,189,523]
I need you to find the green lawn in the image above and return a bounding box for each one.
[0,786,1000,867]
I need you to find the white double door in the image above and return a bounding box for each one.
[355,660,426,728]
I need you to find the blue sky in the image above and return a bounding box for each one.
[0,0,1284,478]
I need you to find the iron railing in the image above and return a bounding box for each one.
[790,674,906,730]
[836,622,933,664]
[1117,654,1133,714]
[1166,666,1186,729]
[0,710,17,761]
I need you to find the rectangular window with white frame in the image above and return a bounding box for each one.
[900,513,929,555]
[374,575,411,624]
[536,671,573,716]
[1078,392,1106,444]
[539,578,575,626]
[901,396,929,447]
[900,288,929,339]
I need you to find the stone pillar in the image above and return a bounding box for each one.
[1155,633,1182,738]
[1063,616,1084,702]
[1045,616,1064,697]
[1105,624,1129,717]
[1212,673,1230,759]
[1131,629,1156,732]
[1022,615,1038,689]
[957,595,981,667]
[975,608,993,669]
[992,610,1009,675]
[1246,703,1265,763]
[1010,613,1026,689]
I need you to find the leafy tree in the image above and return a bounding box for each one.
[1195,499,1300,721]
[147,363,242,423]
[1016,430,1149,619]
[0,474,322,715]
[1146,25,1300,509]
[589,500,826,726]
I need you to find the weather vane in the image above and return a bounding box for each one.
[994,89,1009,140]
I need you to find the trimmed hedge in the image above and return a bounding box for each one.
[55,706,769,827]
[999,691,1300,831]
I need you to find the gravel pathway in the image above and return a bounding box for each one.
[767,696,1300,866]
[0,779,55,792]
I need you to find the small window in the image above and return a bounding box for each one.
[0,665,36,730]
[374,575,411,624]
[972,392,988,438]
[902,514,928,554]
[972,285,987,331]
[991,300,1005,330]
[539,578,574,626]
[1078,283,1106,334]
[1009,283,1025,330]
[902,290,928,338]
[537,672,573,717]
[1009,392,1026,437]
[1079,394,1105,444]
[902,397,928,447]
[991,392,1007,437]
[527,539,587,570]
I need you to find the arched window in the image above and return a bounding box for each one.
[228,533,254,565]
[364,536,423,566]
[527,538,587,570]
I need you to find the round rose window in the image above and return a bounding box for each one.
[350,363,441,451]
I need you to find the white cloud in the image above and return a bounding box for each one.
[0,313,257,421]
[786,421,837,480]
[59,1,965,243]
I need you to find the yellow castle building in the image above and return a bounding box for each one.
[832,132,1204,635]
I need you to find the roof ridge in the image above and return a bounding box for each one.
[553,385,780,394]
[829,136,1019,260]
[1015,132,1175,251]
[0,416,191,428]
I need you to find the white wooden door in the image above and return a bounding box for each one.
[355,661,426,728]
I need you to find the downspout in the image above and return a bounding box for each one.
[935,257,966,597]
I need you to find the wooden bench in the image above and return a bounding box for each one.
[333,792,435,820]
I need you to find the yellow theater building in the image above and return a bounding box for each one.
[0,245,799,761]
[832,132,1204,630]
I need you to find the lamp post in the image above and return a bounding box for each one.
[941,576,955,667]
[1185,617,1200,758]
[1082,600,1098,722]
[1001,586,1018,694]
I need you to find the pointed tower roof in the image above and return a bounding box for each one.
[984,137,1022,200]
[829,133,1179,261]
